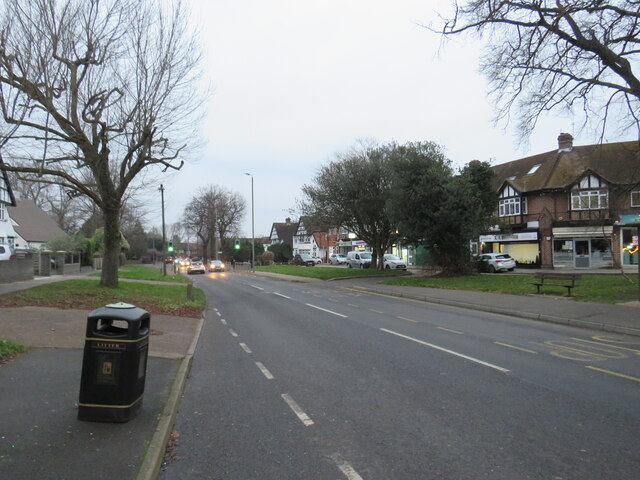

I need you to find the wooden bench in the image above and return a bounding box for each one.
[531,272,581,297]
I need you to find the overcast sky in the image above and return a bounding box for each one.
[156,0,634,239]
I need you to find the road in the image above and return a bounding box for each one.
[159,271,640,479]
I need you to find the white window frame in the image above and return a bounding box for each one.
[571,189,609,210]
[499,197,521,217]
[631,190,640,207]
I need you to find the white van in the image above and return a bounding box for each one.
[346,251,372,269]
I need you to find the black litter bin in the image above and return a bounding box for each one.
[78,302,150,422]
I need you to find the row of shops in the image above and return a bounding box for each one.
[479,216,639,270]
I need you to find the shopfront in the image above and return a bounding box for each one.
[618,214,640,267]
[478,232,539,266]
[552,226,613,269]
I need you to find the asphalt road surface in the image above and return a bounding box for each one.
[159,271,640,479]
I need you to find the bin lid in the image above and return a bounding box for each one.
[106,302,136,309]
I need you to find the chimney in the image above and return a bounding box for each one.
[557,132,573,152]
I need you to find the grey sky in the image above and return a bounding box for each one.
[158,0,634,239]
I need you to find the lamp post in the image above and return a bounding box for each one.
[245,173,255,272]
[160,184,166,276]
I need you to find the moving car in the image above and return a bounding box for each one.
[383,254,407,270]
[329,254,347,265]
[209,259,225,272]
[346,251,372,269]
[187,260,206,274]
[0,244,15,261]
[476,253,516,273]
[164,257,173,264]
[293,254,315,266]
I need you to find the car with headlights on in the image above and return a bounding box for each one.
[209,259,225,272]
[187,260,205,274]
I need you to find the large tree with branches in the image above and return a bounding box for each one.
[437,1,640,140]
[0,0,204,286]
[183,186,246,261]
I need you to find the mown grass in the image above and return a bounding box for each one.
[0,279,206,317]
[255,264,410,280]
[0,337,28,363]
[381,273,640,304]
[90,265,190,283]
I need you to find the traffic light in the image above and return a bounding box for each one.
[234,239,240,250]
[167,241,174,253]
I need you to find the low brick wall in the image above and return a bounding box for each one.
[0,253,34,284]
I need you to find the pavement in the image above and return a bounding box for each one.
[0,269,639,479]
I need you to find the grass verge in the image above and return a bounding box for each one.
[0,338,28,363]
[381,273,640,304]
[90,265,191,283]
[0,279,206,317]
[255,265,410,280]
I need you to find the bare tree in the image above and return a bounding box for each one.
[183,186,246,261]
[0,0,204,286]
[436,1,640,141]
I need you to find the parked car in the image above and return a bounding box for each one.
[187,260,206,274]
[293,254,315,266]
[0,244,15,261]
[329,254,347,265]
[383,254,407,270]
[312,256,323,264]
[346,251,372,269]
[209,259,225,272]
[476,253,516,273]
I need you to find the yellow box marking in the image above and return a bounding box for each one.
[585,366,640,383]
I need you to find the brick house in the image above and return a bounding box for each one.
[484,133,640,269]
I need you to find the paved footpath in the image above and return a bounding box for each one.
[0,275,203,480]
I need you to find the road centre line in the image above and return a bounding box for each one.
[255,362,275,379]
[369,309,384,314]
[585,366,640,383]
[220,319,227,325]
[437,326,464,335]
[494,342,537,354]
[305,303,348,318]
[380,328,510,374]
[239,342,252,354]
[329,453,364,480]
[229,328,238,337]
[397,315,418,323]
[249,284,264,290]
[281,394,314,426]
[273,292,291,299]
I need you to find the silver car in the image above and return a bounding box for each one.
[383,254,407,270]
[477,253,516,273]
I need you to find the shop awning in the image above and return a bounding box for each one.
[552,226,613,238]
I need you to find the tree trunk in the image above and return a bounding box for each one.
[100,206,121,288]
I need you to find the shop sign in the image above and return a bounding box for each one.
[479,232,538,242]
[338,241,352,247]
[617,213,640,226]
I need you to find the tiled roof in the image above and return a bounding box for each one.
[492,140,640,192]
[7,198,66,242]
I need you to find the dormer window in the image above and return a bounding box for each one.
[498,185,527,217]
[571,175,608,210]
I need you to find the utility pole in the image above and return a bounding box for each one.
[160,184,166,276]
[245,173,255,272]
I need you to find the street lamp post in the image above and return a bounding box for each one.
[245,173,255,272]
